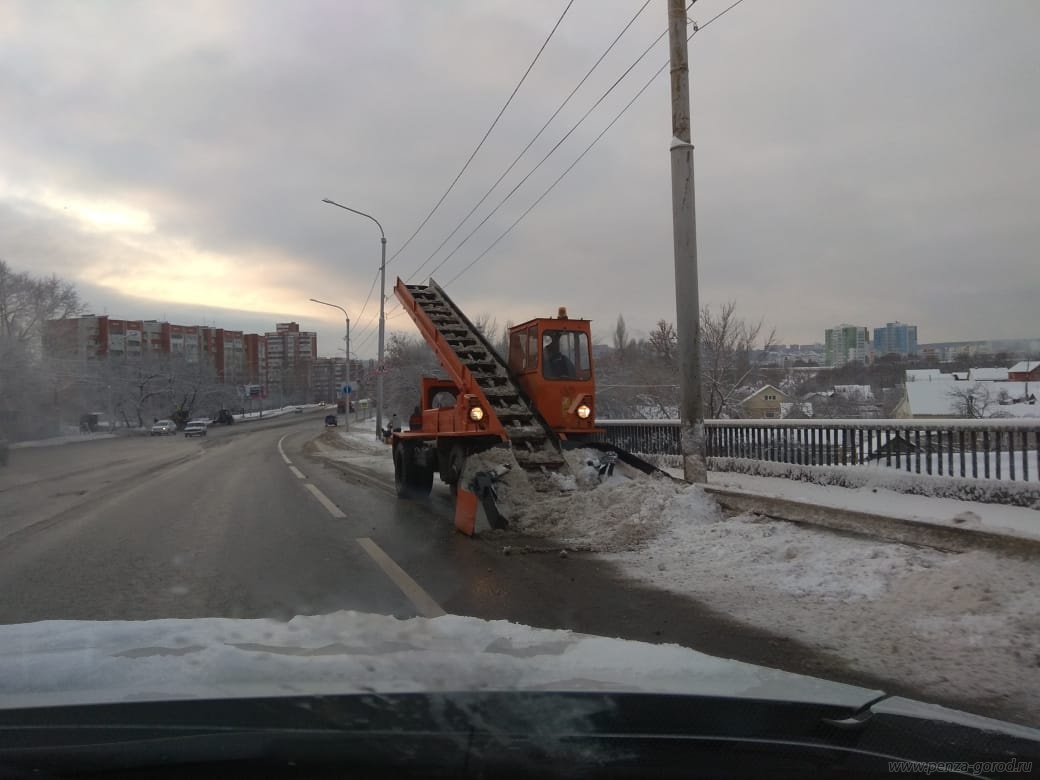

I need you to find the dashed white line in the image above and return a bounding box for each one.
[277,434,292,464]
[356,537,446,618]
[279,430,442,618]
[305,484,347,518]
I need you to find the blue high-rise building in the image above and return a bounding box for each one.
[873,322,918,358]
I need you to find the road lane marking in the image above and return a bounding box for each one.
[289,465,306,480]
[277,434,292,464]
[305,484,347,518]
[356,537,447,618]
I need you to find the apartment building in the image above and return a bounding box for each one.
[44,315,311,395]
[873,321,918,358]
[824,324,869,367]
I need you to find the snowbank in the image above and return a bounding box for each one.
[9,432,117,449]
[709,457,1040,509]
[306,418,394,479]
[454,448,1040,725]
[603,509,1040,724]
[462,447,715,553]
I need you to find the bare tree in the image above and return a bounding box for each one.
[498,320,513,360]
[0,261,86,439]
[946,383,994,419]
[647,320,678,366]
[0,259,84,347]
[613,315,630,361]
[471,312,497,344]
[384,332,440,418]
[701,302,777,418]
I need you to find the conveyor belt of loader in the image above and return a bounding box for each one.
[401,280,569,480]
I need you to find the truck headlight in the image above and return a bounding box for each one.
[576,404,591,419]
[469,406,485,422]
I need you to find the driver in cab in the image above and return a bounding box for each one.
[543,334,576,379]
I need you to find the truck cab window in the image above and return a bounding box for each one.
[542,330,590,380]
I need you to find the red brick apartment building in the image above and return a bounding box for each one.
[44,316,315,395]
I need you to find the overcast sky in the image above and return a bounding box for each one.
[2,0,1037,358]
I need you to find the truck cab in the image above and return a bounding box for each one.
[507,308,597,437]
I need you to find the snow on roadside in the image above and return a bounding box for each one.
[306,418,395,478]
[306,431,1040,721]
[458,449,1040,724]
[609,511,1040,724]
[9,432,117,449]
[462,448,707,553]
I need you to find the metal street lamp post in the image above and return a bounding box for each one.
[321,198,387,440]
[309,298,350,431]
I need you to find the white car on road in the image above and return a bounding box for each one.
[184,420,208,438]
[150,419,177,436]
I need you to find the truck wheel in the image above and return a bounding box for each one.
[394,442,433,500]
[444,443,466,485]
[409,461,434,498]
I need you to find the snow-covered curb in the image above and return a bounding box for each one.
[709,457,1040,509]
[705,472,1040,545]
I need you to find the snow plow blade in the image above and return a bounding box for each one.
[561,440,683,482]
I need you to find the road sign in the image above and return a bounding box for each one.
[342,384,353,395]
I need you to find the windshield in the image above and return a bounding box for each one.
[1,0,1037,768]
[541,330,591,381]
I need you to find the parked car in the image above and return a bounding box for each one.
[324,414,338,427]
[184,420,208,438]
[150,419,177,436]
[294,406,304,414]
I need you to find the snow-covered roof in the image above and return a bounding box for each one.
[739,384,786,404]
[1009,361,1039,373]
[969,367,1009,381]
[905,369,946,382]
[905,381,1039,417]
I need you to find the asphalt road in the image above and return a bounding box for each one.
[0,411,1001,720]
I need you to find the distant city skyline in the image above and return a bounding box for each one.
[49,293,1038,362]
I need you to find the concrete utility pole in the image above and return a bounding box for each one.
[668,0,706,482]
[377,234,386,440]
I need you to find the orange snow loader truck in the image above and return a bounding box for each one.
[391,278,661,535]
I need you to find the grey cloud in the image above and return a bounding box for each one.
[1,0,1037,353]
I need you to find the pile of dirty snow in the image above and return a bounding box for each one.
[460,447,720,553]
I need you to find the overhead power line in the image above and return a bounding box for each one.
[415,5,682,283]
[351,267,381,329]
[384,0,575,269]
[443,0,748,286]
[405,0,654,283]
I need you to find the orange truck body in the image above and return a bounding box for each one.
[392,278,603,535]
